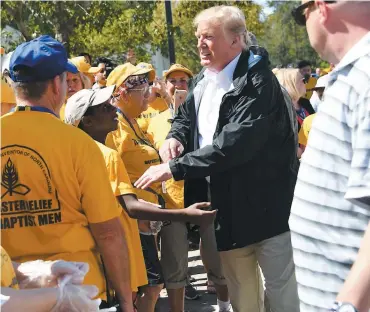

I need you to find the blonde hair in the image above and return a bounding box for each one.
[194,6,250,50]
[275,69,304,102]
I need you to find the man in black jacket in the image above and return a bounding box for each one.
[136,5,300,312]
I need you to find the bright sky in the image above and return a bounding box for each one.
[254,0,275,16]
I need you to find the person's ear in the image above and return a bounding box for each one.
[231,36,240,47]
[51,75,61,96]
[80,115,94,128]
[120,90,129,102]
[316,0,329,25]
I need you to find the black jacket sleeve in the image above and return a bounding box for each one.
[169,70,282,181]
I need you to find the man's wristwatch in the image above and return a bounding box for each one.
[330,302,359,312]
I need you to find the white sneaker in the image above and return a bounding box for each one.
[219,305,233,312]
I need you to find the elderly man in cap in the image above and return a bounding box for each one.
[1,35,134,312]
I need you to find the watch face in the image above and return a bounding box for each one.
[338,304,358,312]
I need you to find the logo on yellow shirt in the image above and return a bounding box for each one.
[1,145,62,229]
[1,158,31,198]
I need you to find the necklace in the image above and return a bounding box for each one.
[119,110,161,159]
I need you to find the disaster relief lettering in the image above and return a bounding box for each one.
[1,145,62,229]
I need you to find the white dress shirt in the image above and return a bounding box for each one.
[197,54,241,148]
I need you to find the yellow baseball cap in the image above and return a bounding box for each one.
[106,63,152,90]
[164,64,193,79]
[136,62,156,83]
[70,56,100,75]
[1,78,16,104]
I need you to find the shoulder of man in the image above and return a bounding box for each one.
[233,47,272,90]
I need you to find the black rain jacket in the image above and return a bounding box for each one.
[167,47,299,251]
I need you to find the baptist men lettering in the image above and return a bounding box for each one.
[1,145,62,229]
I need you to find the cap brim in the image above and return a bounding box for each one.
[87,66,101,74]
[91,85,116,107]
[164,68,193,78]
[133,67,153,76]
[66,61,78,74]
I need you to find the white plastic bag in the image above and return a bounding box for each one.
[51,275,101,312]
[18,260,89,289]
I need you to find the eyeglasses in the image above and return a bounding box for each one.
[129,85,150,96]
[291,1,336,26]
[167,78,189,85]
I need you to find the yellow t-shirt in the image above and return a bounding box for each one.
[95,141,147,291]
[137,97,168,133]
[59,103,66,121]
[147,110,184,209]
[298,113,316,146]
[1,109,120,298]
[1,247,19,289]
[106,112,176,209]
[303,77,317,100]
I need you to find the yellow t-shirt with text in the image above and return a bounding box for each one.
[137,97,168,133]
[95,141,147,291]
[106,112,176,209]
[298,113,316,146]
[1,246,19,289]
[1,109,120,298]
[147,110,184,209]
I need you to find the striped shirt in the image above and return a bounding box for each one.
[290,31,370,312]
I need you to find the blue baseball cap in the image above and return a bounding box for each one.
[9,35,78,82]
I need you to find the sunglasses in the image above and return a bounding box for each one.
[291,1,336,26]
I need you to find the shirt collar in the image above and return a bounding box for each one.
[331,31,370,75]
[203,53,241,84]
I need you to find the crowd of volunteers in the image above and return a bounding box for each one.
[1,2,369,312]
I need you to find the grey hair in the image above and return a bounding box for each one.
[193,5,251,50]
[13,71,67,100]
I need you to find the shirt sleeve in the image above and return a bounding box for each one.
[298,118,309,146]
[77,138,121,223]
[107,151,136,197]
[345,89,370,209]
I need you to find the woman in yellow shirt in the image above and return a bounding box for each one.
[135,62,170,133]
[105,63,213,312]
[105,65,167,311]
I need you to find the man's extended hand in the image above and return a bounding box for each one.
[184,202,216,227]
[134,163,173,189]
[159,138,184,163]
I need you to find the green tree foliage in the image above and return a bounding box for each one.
[260,1,322,67]
[70,1,157,63]
[150,0,264,73]
[1,1,265,70]
[1,1,112,53]
[1,0,156,61]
